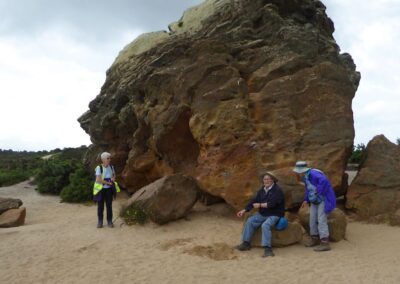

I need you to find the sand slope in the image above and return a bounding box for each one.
[1,180,399,284]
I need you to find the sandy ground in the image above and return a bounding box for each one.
[1,180,400,284]
[346,170,357,185]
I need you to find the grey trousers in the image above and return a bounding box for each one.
[310,201,329,239]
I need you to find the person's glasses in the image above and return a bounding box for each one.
[106,157,111,160]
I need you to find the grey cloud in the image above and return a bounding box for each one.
[0,0,203,42]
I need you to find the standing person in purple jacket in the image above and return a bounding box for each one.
[293,161,336,252]
[236,173,285,257]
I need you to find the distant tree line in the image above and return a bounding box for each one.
[348,143,366,164]
[0,146,93,203]
[0,149,47,186]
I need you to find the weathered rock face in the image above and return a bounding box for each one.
[389,209,400,226]
[346,135,400,223]
[298,206,347,242]
[0,197,23,214]
[79,0,360,210]
[0,207,26,228]
[124,174,200,224]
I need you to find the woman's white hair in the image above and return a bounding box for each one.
[100,152,111,161]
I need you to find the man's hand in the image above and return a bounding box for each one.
[237,209,246,218]
[301,201,309,209]
[253,203,261,209]
[260,203,267,208]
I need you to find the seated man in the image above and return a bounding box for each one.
[236,173,285,257]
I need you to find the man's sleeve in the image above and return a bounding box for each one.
[245,191,259,212]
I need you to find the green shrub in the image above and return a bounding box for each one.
[60,165,93,203]
[35,159,76,195]
[348,143,366,164]
[0,149,43,186]
[120,204,148,225]
[0,170,31,187]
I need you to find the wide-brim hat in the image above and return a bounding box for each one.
[293,161,311,173]
[261,172,278,183]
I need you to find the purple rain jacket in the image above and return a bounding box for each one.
[303,169,336,214]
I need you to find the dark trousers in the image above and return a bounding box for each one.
[97,188,113,223]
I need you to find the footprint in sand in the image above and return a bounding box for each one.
[76,242,99,253]
[158,238,193,251]
[183,242,238,261]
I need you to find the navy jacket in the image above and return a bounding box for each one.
[245,183,285,217]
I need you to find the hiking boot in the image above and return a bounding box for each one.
[314,241,331,252]
[97,221,103,228]
[262,247,275,257]
[304,236,320,247]
[107,221,114,228]
[236,241,251,251]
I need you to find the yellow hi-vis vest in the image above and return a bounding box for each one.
[92,165,121,196]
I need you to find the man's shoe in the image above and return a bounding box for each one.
[107,222,114,228]
[97,222,103,228]
[313,241,331,252]
[236,241,251,251]
[304,236,320,247]
[262,247,275,257]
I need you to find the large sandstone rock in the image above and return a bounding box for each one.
[0,197,23,214]
[346,135,400,223]
[79,0,360,210]
[113,31,170,66]
[389,209,400,226]
[250,222,303,247]
[0,207,26,228]
[298,205,347,242]
[124,174,200,224]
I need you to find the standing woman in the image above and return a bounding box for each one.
[93,152,115,228]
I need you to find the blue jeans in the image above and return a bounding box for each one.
[310,201,329,239]
[242,213,279,247]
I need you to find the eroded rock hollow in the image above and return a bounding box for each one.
[79,0,360,209]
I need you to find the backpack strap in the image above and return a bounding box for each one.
[93,165,106,196]
[99,165,105,178]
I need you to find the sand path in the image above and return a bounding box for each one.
[1,180,399,284]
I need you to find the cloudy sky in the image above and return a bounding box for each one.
[0,0,399,151]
